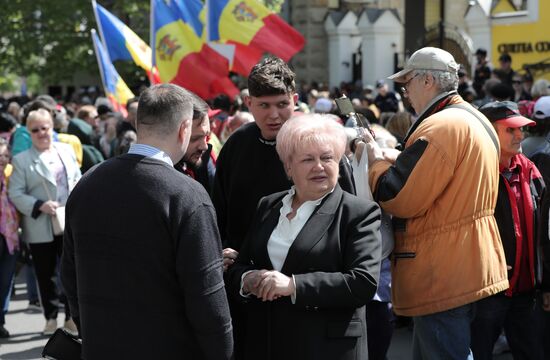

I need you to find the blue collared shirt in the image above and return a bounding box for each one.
[127,143,173,166]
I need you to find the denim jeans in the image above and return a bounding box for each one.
[471,292,543,360]
[412,303,474,360]
[0,249,17,325]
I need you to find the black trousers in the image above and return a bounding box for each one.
[29,235,70,321]
[471,292,543,360]
[367,300,395,360]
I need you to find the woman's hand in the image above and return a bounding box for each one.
[242,270,267,295]
[222,247,239,272]
[39,200,60,215]
[256,270,295,302]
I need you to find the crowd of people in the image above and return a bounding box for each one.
[0,46,550,359]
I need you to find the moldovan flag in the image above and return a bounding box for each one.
[207,0,305,76]
[91,29,134,116]
[151,0,239,100]
[92,0,160,83]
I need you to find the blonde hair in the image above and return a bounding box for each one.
[276,114,346,167]
[26,109,53,128]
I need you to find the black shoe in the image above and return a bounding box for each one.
[0,325,10,338]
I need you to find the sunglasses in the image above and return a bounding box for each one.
[30,126,51,134]
[400,73,420,94]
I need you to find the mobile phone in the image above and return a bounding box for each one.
[334,96,375,139]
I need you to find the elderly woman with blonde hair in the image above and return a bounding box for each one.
[8,109,81,336]
[226,114,382,360]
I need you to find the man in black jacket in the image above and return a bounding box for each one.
[471,101,550,360]
[61,84,233,360]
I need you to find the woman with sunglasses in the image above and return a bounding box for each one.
[8,108,81,336]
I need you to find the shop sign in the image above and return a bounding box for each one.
[497,41,550,54]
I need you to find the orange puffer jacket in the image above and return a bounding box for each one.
[369,95,509,316]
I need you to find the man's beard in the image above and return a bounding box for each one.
[183,152,203,169]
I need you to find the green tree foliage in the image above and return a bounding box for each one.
[0,0,95,83]
[0,0,150,87]
[0,0,282,88]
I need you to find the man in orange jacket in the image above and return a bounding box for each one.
[361,47,508,359]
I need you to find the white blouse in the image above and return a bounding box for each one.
[240,186,333,300]
[267,186,329,271]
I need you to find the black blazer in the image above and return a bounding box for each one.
[226,185,381,360]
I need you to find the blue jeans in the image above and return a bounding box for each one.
[471,292,543,360]
[0,249,17,325]
[412,304,474,360]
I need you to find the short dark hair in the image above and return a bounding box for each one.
[499,53,512,63]
[137,84,194,136]
[213,94,231,112]
[475,48,487,57]
[97,103,113,116]
[191,94,209,122]
[0,112,17,132]
[248,56,296,97]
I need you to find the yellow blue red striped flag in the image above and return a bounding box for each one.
[91,29,135,116]
[151,0,238,99]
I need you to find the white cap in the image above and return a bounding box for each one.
[534,96,550,120]
[388,47,459,83]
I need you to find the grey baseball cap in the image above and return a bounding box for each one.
[388,47,459,83]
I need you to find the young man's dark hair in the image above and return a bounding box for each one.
[248,56,296,97]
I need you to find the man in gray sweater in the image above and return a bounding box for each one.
[61,84,233,359]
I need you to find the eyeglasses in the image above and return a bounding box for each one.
[512,80,522,84]
[400,73,420,94]
[30,126,51,134]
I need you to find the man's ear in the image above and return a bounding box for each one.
[178,119,189,142]
[293,93,299,104]
[425,73,436,89]
[244,95,252,108]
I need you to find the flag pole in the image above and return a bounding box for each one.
[150,0,156,84]
[91,0,106,46]
[90,29,108,97]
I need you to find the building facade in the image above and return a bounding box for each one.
[288,0,550,89]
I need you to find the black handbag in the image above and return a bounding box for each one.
[42,328,82,360]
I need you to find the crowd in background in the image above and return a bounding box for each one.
[0,47,550,359]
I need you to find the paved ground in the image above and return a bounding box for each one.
[0,273,513,359]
